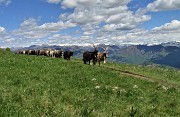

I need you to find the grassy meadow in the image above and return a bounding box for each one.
[0,49,180,117]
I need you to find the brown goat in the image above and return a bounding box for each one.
[97,47,108,66]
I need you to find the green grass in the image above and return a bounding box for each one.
[0,49,180,116]
[103,62,180,86]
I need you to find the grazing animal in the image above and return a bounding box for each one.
[29,50,36,55]
[44,49,50,56]
[35,50,39,55]
[97,47,108,66]
[25,50,29,55]
[54,50,63,58]
[18,50,25,54]
[83,45,98,65]
[63,51,73,60]
[39,49,46,56]
[49,49,55,57]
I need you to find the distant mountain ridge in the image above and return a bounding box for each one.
[161,41,180,47]
[12,41,180,68]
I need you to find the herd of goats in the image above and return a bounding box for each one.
[17,45,108,66]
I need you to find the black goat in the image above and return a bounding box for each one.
[63,51,73,60]
[82,45,98,65]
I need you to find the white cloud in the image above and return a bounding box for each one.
[12,18,76,39]
[119,20,180,44]
[99,6,128,16]
[0,26,6,33]
[67,10,105,25]
[0,27,18,48]
[147,0,180,11]
[77,0,97,7]
[48,34,85,45]
[59,0,151,33]
[92,19,180,45]
[102,24,117,31]
[61,0,78,8]
[19,19,179,46]
[105,12,151,30]
[61,0,98,8]
[0,0,11,5]
[47,0,61,4]
[1,0,179,47]
[39,21,76,32]
[100,0,131,8]
[152,20,180,32]
[2,0,151,47]
[0,18,77,47]
[60,0,132,9]
[1,20,180,47]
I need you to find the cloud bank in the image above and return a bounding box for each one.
[0,0,180,47]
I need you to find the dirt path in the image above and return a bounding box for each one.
[102,66,180,89]
[104,66,155,82]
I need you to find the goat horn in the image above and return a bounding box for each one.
[106,47,108,51]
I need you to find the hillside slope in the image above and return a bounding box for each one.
[0,49,180,116]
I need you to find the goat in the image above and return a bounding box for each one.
[54,50,63,58]
[83,45,98,65]
[63,51,73,60]
[97,47,108,66]
[29,50,36,55]
[18,50,25,54]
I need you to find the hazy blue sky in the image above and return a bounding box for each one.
[0,0,179,47]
